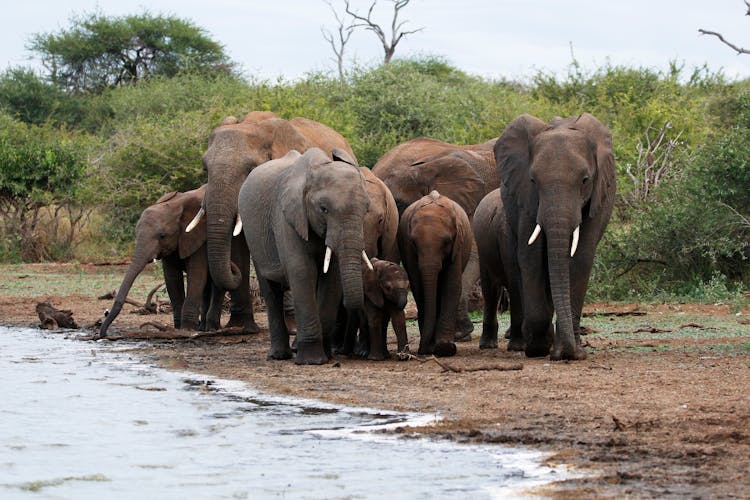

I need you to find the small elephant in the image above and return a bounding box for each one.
[98,185,222,337]
[202,111,356,336]
[493,113,616,360]
[398,190,474,357]
[473,188,512,350]
[239,148,371,365]
[372,137,499,340]
[343,258,410,360]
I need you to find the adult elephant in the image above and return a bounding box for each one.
[201,111,356,332]
[372,137,498,339]
[494,113,616,360]
[238,148,371,365]
[98,186,222,337]
[398,191,473,357]
[332,166,400,358]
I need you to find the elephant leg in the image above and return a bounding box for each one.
[517,245,554,357]
[203,284,224,331]
[389,307,409,354]
[225,239,260,333]
[433,266,461,357]
[478,269,500,350]
[181,256,207,331]
[455,242,479,341]
[162,256,185,329]
[316,271,343,360]
[365,305,386,361]
[258,274,292,360]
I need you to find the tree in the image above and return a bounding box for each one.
[343,0,423,64]
[29,12,235,93]
[698,1,750,54]
[0,67,83,126]
[322,1,356,81]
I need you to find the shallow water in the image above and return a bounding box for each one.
[0,326,569,499]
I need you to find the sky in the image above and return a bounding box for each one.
[1,0,749,82]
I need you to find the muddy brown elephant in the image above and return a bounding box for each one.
[238,148,370,365]
[201,111,356,333]
[98,186,222,337]
[398,191,474,357]
[493,113,616,360]
[372,137,498,339]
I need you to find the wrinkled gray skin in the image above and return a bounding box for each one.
[398,191,474,357]
[493,113,616,360]
[238,148,370,365]
[201,111,355,332]
[372,137,498,340]
[472,189,512,349]
[98,186,222,337]
[332,166,400,358]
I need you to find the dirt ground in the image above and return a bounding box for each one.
[2,263,750,498]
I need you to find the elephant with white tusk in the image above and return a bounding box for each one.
[489,113,616,361]
[238,148,370,365]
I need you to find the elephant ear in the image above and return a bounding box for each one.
[155,191,178,204]
[266,118,313,159]
[571,113,616,219]
[332,148,358,166]
[281,148,328,240]
[364,259,385,308]
[409,151,486,218]
[494,114,548,184]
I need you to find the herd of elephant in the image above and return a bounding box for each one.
[97,110,616,365]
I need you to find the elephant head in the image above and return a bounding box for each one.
[99,186,206,337]
[282,148,370,311]
[201,112,355,292]
[360,167,400,262]
[494,113,616,360]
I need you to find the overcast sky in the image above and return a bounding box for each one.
[2,1,749,82]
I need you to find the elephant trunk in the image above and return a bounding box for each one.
[99,246,151,337]
[544,219,578,359]
[337,220,365,310]
[206,181,242,291]
[418,264,441,351]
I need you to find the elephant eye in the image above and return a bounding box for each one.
[529,177,536,185]
[582,175,590,185]
[320,205,329,214]
[158,232,167,240]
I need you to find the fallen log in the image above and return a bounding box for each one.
[36,302,78,329]
[403,354,523,373]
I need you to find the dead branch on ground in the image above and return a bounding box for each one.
[402,353,523,373]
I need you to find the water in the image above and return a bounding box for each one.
[0,326,570,499]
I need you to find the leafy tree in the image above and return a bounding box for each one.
[0,67,86,126]
[0,113,94,260]
[29,12,235,93]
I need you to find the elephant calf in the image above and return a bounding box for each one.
[398,191,474,357]
[342,258,410,360]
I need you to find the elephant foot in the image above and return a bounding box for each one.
[506,337,525,352]
[524,341,550,358]
[479,326,498,349]
[456,313,475,337]
[454,331,472,342]
[433,342,457,357]
[226,313,261,334]
[550,345,587,361]
[181,319,200,331]
[267,348,293,360]
[295,342,330,365]
[367,350,387,361]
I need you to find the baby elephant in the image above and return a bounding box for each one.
[398,190,473,357]
[352,258,410,360]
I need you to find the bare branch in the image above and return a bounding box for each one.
[322,0,355,80]
[698,29,750,55]
[344,0,423,64]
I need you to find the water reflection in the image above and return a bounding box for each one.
[0,327,570,499]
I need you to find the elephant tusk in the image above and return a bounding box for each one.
[323,246,332,274]
[185,207,204,233]
[233,214,243,236]
[362,250,374,271]
[571,226,580,257]
[528,224,542,245]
